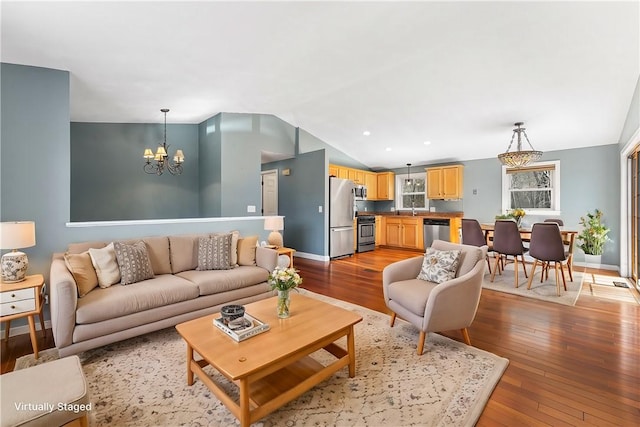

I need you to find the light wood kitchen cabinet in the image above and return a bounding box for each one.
[375,215,383,245]
[364,172,378,200]
[329,165,393,201]
[381,217,423,250]
[384,218,402,247]
[425,165,464,199]
[376,172,395,201]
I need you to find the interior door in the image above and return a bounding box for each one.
[261,170,278,216]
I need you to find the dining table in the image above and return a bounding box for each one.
[480,222,578,273]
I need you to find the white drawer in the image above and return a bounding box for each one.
[0,288,34,303]
[0,298,36,316]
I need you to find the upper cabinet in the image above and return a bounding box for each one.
[328,165,394,201]
[425,165,464,199]
[376,172,395,200]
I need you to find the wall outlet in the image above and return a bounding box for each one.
[473,189,478,195]
[318,206,323,213]
[247,205,256,213]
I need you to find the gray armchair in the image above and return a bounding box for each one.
[382,240,487,355]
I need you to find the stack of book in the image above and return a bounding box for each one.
[213,313,269,342]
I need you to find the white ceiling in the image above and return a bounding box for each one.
[1,1,638,170]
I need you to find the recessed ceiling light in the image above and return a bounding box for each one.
[424,141,432,145]
[385,147,392,152]
[363,131,371,136]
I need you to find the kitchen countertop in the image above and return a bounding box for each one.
[357,211,463,218]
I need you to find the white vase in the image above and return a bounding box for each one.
[584,254,602,269]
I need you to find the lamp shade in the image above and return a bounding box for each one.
[0,221,36,249]
[264,216,284,231]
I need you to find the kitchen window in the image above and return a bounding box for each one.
[501,161,561,214]
[395,174,427,211]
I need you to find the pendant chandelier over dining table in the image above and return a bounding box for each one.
[497,122,543,168]
[143,109,185,175]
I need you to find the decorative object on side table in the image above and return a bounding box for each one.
[0,221,36,283]
[577,209,610,267]
[268,266,303,318]
[495,208,526,227]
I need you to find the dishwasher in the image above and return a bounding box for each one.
[423,218,451,248]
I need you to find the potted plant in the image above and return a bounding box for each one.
[577,209,610,267]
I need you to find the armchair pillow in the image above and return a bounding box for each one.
[417,247,462,284]
[113,241,155,285]
[197,234,233,270]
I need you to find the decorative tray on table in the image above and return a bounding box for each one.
[213,313,270,342]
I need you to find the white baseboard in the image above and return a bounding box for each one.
[0,320,51,338]
[294,252,329,262]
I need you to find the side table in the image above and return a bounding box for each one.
[276,247,296,268]
[1,274,46,359]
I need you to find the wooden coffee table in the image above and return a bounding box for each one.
[175,293,362,427]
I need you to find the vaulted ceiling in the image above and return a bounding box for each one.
[2,1,638,169]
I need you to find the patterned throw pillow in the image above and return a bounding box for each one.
[196,234,233,271]
[113,241,155,285]
[417,247,462,284]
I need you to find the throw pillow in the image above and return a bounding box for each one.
[196,234,233,270]
[113,241,155,285]
[63,252,99,297]
[88,242,121,288]
[237,236,259,266]
[417,247,462,284]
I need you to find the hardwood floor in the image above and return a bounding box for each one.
[2,247,638,425]
[297,248,640,426]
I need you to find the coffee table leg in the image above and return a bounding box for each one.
[239,378,250,427]
[186,343,194,386]
[347,326,356,378]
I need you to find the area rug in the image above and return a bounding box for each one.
[15,290,508,426]
[482,261,583,306]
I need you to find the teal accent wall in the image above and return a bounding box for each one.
[70,122,200,221]
[262,149,328,255]
[218,113,296,217]
[199,114,222,217]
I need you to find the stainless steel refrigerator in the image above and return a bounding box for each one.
[329,177,355,258]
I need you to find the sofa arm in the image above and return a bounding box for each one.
[49,254,78,350]
[382,256,424,302]
[256,247,278,273]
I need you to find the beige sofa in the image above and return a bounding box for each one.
[49,234,277,357]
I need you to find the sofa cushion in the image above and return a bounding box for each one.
[64,252,98,297]
[113,241,155,285]
[75,274,199,324]
[88,243,121,288]
[177,266,269,296]
[417,247,461,284]
[142,236,172,275]
[197,234,233,270]
[237,236,258,266]
[169,235,199,273]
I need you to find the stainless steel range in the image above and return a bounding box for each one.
[356,215,376,253]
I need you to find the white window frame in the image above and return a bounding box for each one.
[395,173,428,212]
[501,160,561,215]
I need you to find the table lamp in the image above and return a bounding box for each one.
[264,216,284,247]
[0,221,36,283]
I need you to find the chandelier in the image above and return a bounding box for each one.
[497,122,542,168]
[143,109,185,175]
